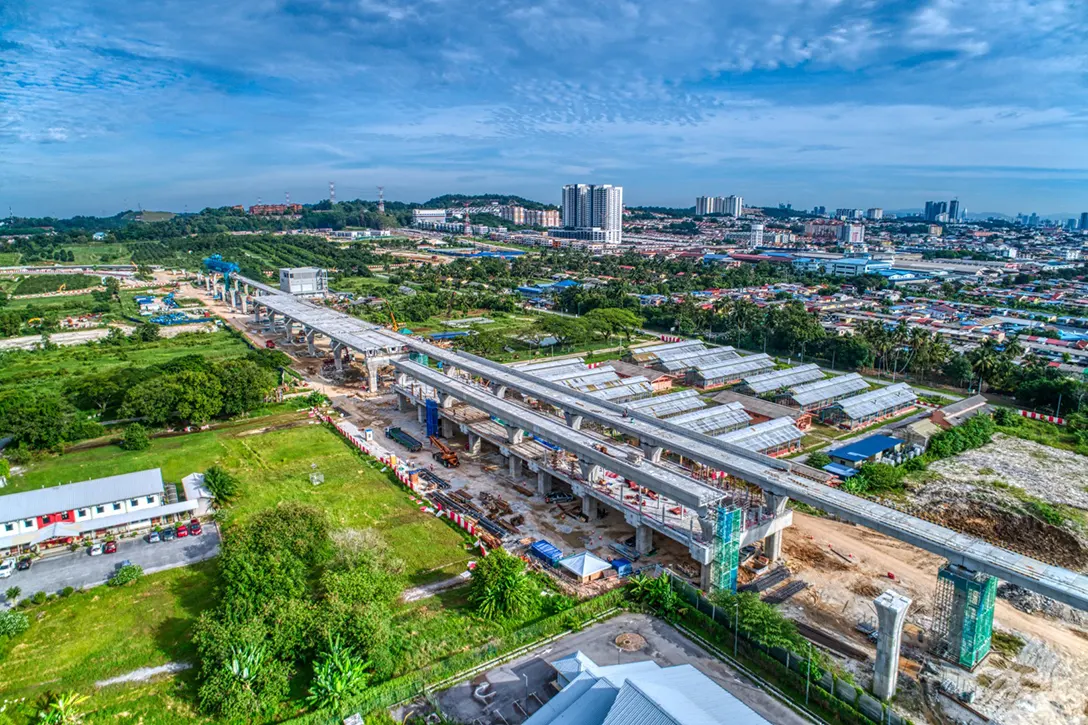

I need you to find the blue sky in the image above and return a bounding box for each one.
[2,0,1086,218]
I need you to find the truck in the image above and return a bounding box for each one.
[429,436,460,468]
[384,426,422,452]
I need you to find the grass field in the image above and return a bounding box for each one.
[0,252,21,265]
[65,243,131,264]
[0,562,217,723]
[10,418,471,581]
[0,329,250,398]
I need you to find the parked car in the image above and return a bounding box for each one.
[161,527,176,542]
[545,492,574,504]
[147,530,161,544]
[104,540,118,554]
[188,519,203,536]
[176,524,189,538]
[0,558,15,578]
[90,543,104,556]
[16,557,31,571]
[117,559,132,570]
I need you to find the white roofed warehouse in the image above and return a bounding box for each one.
[819,383,918,429]
[777,372,870,412]
[686,354,775,389]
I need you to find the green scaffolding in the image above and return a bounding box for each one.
[711,506,742,594]
[932,563,997,669]
[409,352,429,366]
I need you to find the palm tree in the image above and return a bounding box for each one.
[968,338,1002,392]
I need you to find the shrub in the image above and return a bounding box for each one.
[120,422,151,451]
[806,452,831,469]
[31,591,47,605]
[203,464,239,504]
[108,563,144,587]
[5,585,21,602]
[60,586,75,598]
[993,407,1019,427]
[467,548,536,620]
[0,610,30,638]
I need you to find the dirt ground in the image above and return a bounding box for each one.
[782,512,1088,725]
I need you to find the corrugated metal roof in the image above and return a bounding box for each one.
[513,357,586,372]
[737,364,824,395]
[0,469,164,523]
[624,390,706,418]
[532,363,596,380]
[691,354,774,381]
[832,383,917,419]
[589,379,654,402]
[657,347,740,372]
[717,417,802,452]
[785,372,869,406]
[710,390,804,421]
[554,370,621,388]
[629,339,704,357]
[667,402,750,435]
[652,344,732,363]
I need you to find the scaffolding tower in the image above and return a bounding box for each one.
[711,505,742,594]
[931,562,997,669]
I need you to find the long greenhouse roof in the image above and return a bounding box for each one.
[630,339,705,357]
[624,390,707,418]
[652,343,733,363]
[786,373,869,406]
[717,417,802,451]
[667,402,750,435]
[589,379,654,402]
[533,363,596,381]
[693,354,774,379]
[658,347,740,372]
[739,364,824,394]
[514,357,585,373]
[831,383,917,419]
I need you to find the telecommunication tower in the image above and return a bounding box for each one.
[329,181,336,204]
[377,186,385,213]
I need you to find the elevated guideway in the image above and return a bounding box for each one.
[242,291,1088,610]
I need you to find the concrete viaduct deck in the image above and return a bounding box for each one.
[245,291,1088,610]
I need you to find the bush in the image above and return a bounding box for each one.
[108,563,144,587]
[0,609,30,638]
[806,452,831,469]
[467,548,537,620]
[60,586,75,598]
[31,591,47,605]
[5,585,21,602]
[203,464,239,504]
[120,422,151,451]
[993,407,1019,427]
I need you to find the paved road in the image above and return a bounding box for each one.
[436,612,812,725]
[2,524,220,603]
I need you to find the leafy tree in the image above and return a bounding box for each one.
[203,464,239,503]
[121,378,178,426]
[806,452,831,469]
[171,370,223,424]
[625,574,679,612]
[540,315,588,348]
[135,322,160,342]
[467,548,536,620]
[943,353,973,388]
[0,310,21,337]
[120,423,151,451]
[216,359,277,417]
[0,390,77,450]
[306,635,371,710]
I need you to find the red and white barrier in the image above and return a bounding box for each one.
[1019,410,1066,425]
[586,361,604,369]
[660,335,684,343]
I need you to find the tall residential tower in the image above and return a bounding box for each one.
[560,184,623,244]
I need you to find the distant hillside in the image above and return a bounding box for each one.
[123,211,176,222]
[422,194,557,210]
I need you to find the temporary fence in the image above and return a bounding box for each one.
[1019,409,1066,425]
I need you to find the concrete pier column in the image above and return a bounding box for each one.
[641,444,664,463]
[332,345,344,372]
[564,412,584,430]
[537,470,553,496]
[205,275,211,292]
[581,495,597,519]
[635,524,653,555]
[223,284,233,309]
[240,293,248,315]
[578,460,603,483]
[762,493,789,562]
[493,384,507,399]
[700,562,712,591]
[504,426,525,445]
[285,319,294,341]
[306,330,316,356]
[367,360,380,392]
[873,591,912,700]
[467,433,481,456]
[508,456,523,479]
[398,393,410,412]
[441,417,454,439]
[417,404,426,425]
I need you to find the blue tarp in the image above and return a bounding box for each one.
[529,540,563,566]
[823,462,859,478]
[430,330,471,340]
[611,558,633,577]
[828,434,901,463]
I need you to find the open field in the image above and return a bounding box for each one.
[0,252,21,265]
[0,561,217,724]
[64,243,131,264]
[0,329,250,399]
[13,273,102,295]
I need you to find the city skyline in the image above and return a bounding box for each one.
[2,1,1087,217]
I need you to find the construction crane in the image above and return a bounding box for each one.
[384,302,399,332]
[429,436,460,468]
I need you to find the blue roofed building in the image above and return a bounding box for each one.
[525,651,770,725]
[825,435,904,476]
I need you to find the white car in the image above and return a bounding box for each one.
[0,557,15,578]
[89,543,103,556]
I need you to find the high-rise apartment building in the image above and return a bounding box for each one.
[1080,212,1088,230]
[839,224,865,244]
[948,200,960,222]
[695,195,742,216]
[866,208,883,220]
[723,195,743,217]
[749,223,764,247]
[561,184,623,243]
[924,201,948,222]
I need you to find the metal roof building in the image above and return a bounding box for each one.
[513,357,585,372]
[820,383,918,428]
[736,363,824,396]
[1,469,164,523]
[666,402,751,436]
[687,354,775,388]
[656,347,740,373]
[628,339,705,364]
[710,390,813,429]
[717,417,803,457]
[778,372,869,411]
[623,389,707,418]
[526,651,770,725]
[588,378,654,403]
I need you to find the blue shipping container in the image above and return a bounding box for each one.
[529,540,563,567]
[611,558,633,577]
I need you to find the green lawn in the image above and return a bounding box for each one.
[0,330,250,398]
[65,243,131,264]
[10,419,471,581]
[0,252,21,265]
[0,562,218,724]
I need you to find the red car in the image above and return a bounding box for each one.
[176,524,189,538]
[188,519,203,536]
[104,541,118,554]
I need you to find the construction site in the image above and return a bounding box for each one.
[194,262,1088,725]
